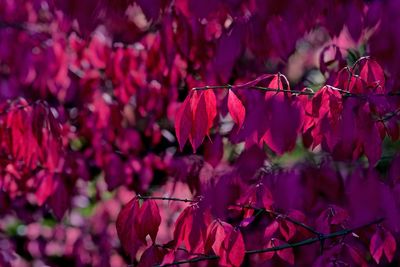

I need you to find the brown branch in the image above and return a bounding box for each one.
[136,194,198,203]
[234,204,320,235]
[192,84,400,98]
[156,218,384,267]
[376,108,400,122]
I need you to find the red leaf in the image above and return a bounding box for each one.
[370,230,384,264]
[358,58,385,88]
[204,89,217,133]
[48,176,71,220]
[173,206,211,253]
[175,94,193,151]
[369,228,395,264]
[206,220,245,267]
[205,220,226,253]
[189,91,208,152]
[260,239,274,261]
[135,199,162,243]
[138,245,167,267]
[116,198,161,257]
[35,172,55,206]
[383,230,396,263]
[275,239,295,265]
[279,220,296,241]
[116,198,143,257]
[227,90,245,129]
[204,133,223,167]
[264,220,279,240]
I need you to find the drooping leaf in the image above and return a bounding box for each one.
[173,205,211,253]
[189,91,208,152]
[206,220,245,267]
[227,90,245,130]
[116,198,161,258]
[204,89,217,133]
[175,94,193,151]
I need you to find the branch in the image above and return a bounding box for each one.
[136,194,198,203]
[157,218,384,267]
[192,84,400,98]
[376,107,400,122]
[234,204,319,235]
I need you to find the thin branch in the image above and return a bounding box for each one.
[136,195,198,203]
[235,204,320,235]
[158,254,219,266]
[156,218,384,267]
[246,217,383,255]
[192,84,400,98]
[376,108,400,122]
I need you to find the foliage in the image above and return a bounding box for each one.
[0,0,400,266]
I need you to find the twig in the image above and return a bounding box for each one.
[376,108,400,122]
[192,84,400,98]
[136,195,198,203]
[235,204,319,235]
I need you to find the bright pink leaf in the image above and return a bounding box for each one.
[173,206,211,253]
[175,94,193,151]
[116,198,161,257]
[227,90,245,130]
[358,58,385,88]
[206,220,245,267]
[135,199,162,243]
[189,91,208,152]
[204,90,217,133]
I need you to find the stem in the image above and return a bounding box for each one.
[156,218,384,267]
[376,108,400,122]
[136,195,198,203]
[235,204,319,235]
[191,84,400,98]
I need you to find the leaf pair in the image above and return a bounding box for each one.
[175,90,216,152]
[116,198,161,258]
[205,220,245,267]
[370,228,396,264]
[175,89,246,152]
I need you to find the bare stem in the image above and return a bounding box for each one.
[136,195,198,203]
[235,204,319,235]
[191,84,400,98]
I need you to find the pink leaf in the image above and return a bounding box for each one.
[275,239,295,265]
[138,245,167,267]
[135,199,162,243]
[35,173,55,206]
[204,90,217,133]
[370,230,384,264]
[383,230,396,263]
[116,198,161,258]
[264,220,279,240]
[175,94,193,151]
[207,220,245,267]
[173,206,211,253]
[358,58,385,88]
[279,220,296,241]
[227,90,245,130]
[189,91,208,152]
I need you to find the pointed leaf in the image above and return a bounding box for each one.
[175,95,193,151]
[190,91,208,152]
[227,90,245,129]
